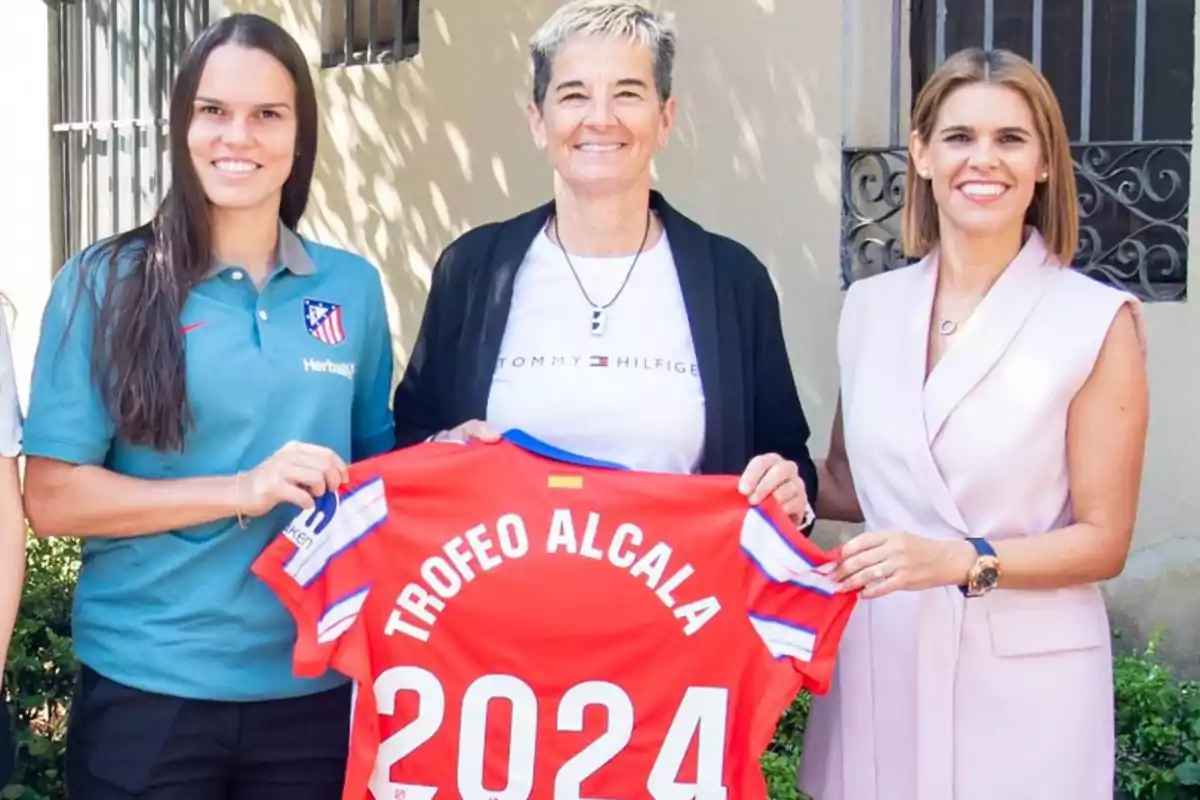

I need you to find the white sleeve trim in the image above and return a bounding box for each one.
[282,477,389,587]
[740,508,838,596]
[317,586,371,644]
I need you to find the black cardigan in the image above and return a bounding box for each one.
[391,191,819,498]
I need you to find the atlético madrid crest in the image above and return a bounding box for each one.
[303,298,346,346]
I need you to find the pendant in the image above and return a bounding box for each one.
[938,318,958,336]
[590,308,607,336]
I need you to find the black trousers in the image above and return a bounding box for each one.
[66,665,350,799]
[0,699,12,791]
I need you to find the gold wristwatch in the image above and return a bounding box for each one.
[960,538,1001,597]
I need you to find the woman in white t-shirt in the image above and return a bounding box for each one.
[392,0,819,527]
[0,295,25,788]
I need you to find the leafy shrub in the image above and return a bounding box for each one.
[1114,629,1200,799]
[762,691,813,800]
[2,534,79,800]
[4,535,1199,800]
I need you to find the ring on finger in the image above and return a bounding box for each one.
[872,564,886,581]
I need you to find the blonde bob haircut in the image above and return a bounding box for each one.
[901,47,1079,265]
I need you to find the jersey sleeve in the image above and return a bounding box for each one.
[252,474,390,679]
[739,505,857,695]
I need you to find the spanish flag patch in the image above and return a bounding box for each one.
[548,475,584,490]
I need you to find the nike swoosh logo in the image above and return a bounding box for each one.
[180,321,207,334]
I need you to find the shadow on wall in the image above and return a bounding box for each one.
[225,0,846,425]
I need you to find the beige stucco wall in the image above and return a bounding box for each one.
[135,0,1200,674]
[222,0,847,406]
[1099,12,1200,675]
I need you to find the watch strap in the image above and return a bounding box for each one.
[966,537,996,557]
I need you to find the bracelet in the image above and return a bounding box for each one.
[235,471,250,530]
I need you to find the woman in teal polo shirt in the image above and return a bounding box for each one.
[21,14,394,799]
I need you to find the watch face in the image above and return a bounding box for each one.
[978,567,999,588]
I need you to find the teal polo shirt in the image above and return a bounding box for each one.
[23,224,396,701]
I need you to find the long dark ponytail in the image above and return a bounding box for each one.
[80,13,317,452]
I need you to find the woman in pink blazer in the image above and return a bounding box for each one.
[798,48,1149,800]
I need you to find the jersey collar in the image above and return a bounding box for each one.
[500,429,629,471]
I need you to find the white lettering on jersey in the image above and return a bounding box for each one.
[546,509,605,559]
[674,596,722,636]
[369,668,730,800]
[385,509,722,642]
[303,357,356,380]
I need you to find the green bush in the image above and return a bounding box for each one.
[1114,629,1200,799]
[4,534,1199,800]
[758,630,1200,800]
[3,535,79,800]
[762,691,813,800]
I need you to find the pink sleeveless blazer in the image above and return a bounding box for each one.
[798,229,1146,800]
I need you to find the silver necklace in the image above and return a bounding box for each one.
[550,210,652,337]
[936,296,983,336]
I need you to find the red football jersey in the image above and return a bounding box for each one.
[253,431,856,800]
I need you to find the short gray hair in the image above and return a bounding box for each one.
[529,0,677,109]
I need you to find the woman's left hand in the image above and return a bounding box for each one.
[739,453,810,527]
[833,529,976,598]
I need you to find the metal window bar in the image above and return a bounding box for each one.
[935,0,946,64]
[1032,0,1042,69]
[1133,0,1147,141]
[52,0,208,264]
[983,0,994,50]
[1081,0,1093,143]
[847,0,1193,302]
[890,0,902,147]
[110,0,121,239]
[154,0,165,207]
[322,0,420,68]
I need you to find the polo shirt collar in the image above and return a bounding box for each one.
[204,221,315,280]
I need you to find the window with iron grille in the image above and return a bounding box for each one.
[842,0,1195,302]
[320,0,420,69]
[51,0,209,267]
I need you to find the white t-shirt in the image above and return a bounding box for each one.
[486,227,706,474]
[0,302,22,457]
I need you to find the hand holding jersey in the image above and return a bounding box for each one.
[738,451,811,528]
[429,418,501,445]
[253,432,856,799]
[237,440,351,518]
[833,527,979,598]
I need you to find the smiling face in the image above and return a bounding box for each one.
[910,82,1048,243]
[526,34,674,197]
[187,44,298,213]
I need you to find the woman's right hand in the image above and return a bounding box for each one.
[431,419,500,444]
[239,441,350,517]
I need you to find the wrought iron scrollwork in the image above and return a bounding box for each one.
[840,149,912,285]
[841,141,1191,301]
[1074,143,1190,301]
